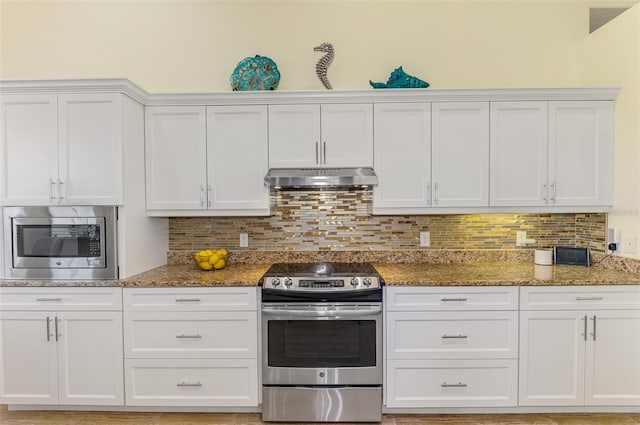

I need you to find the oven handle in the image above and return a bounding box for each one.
[261,306,381,318]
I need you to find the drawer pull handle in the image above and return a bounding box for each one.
[177,381,202,387]
[442,382,467,388]
[576,296,603,301]
[441,297,467,302]
[175,298,201,303]
[36,297,62,302]
[442,334,468,339]
[176,334,202,339]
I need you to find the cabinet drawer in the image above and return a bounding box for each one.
[520,285,640,310]
[124,311,257,358]
[386,286,518,311]
[387,311,518,359]
[123,287,257,312]
[386,359,517,408]
[0,287,122,311]
[124,358,258,407]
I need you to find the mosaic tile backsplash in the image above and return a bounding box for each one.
[169,189,606,252]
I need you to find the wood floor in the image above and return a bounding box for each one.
[1,406,639,425]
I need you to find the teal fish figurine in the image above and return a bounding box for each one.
[369,66,429,89]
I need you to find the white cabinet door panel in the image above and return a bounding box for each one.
[373,103,431,210]
[57,312,124,405]
[548,101,614,206]
[0,94,58,205]
[125,358,258,407]
[321,104,373,167]
[519,310,585,406]
[124,311,257,359]
[490,102,548,206]
[268,105,320,168]
[432,102,489,207]
[206,105,269,212]
[386,286,518,312]
[0,311,58,404]
[145,106,207,210]
[58,94,123,205]
[585,310,640,406]
[122,287,257,312]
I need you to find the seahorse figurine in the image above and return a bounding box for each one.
[314,42,334,90]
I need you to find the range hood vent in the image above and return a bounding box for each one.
[265,167,378,188]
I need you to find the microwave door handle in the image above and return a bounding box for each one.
[262,306,381,318]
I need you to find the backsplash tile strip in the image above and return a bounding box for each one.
[169,188,607,255]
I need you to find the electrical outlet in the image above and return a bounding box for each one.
[239,233,249,248]
[420,231,430,247]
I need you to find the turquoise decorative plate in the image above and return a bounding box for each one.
[230,55,280,91]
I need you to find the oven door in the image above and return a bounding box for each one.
[261,302,382,386]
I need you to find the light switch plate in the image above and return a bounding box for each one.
[420,231,430,247]
[239,233,249,248]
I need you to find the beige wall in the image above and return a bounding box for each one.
[1,0,586,91]
[579,4,640,259]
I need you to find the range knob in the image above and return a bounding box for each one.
[350,277,360,287]
[271,278,281,287]
[284,278,293,287]
[363,277,372,287]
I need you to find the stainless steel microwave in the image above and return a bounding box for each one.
[3,206,117,280]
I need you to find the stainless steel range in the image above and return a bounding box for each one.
[260,262,383,423]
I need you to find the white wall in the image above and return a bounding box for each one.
[579,4,640,259]
[1,1,587,91]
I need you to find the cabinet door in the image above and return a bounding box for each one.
[585,310,640,406]
[548,101,614,206]
[321,104,373,167]
[206,106,269,213]
[519,310,585,406]
[0,94,58,205]
[56,311,124,405]
[145,106,207,210]
[372,103,431,212]
[432,102,489,207]
[490,102,548,206]
[58,94,123,205]
[268,104,320,168]
[0,311,58,404]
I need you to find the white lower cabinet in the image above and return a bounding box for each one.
[385,286,519,408]
[519,286,640,407]
[0,288,124,405]
[122,287,259,407]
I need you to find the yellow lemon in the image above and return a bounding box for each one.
[204,249,214,256]
[208,254,221,265]
[213,259,226,270]
[217,248,228,257]
[198,261,213,271]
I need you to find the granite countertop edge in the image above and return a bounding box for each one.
[2,262,640,288]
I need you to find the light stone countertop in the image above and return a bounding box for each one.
[3,262,640,288]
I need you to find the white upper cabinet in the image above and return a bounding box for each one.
[373,103,431,211]
[490,102,548,207]
[490,101,614,208]
[548,101,614,207]
[1,93,124,206]
[373,102,489,213]
[268,104,373,168]
[145,105,269,216]
[145,106,208,211]
[431,102,489,207]
[206,105,269,213]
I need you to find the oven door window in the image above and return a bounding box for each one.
[267,319,376,368]
[16,224,102,258]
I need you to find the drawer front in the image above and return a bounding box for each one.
[124,358,258,407]
[0,287,122,311]
[520,285,640,310]
[124,311,257,358]
[386,359,517,408]
[387,311,518,359]
[123,287,257,312]
[386,286,518,311]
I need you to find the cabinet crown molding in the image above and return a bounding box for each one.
[0,79,619,106]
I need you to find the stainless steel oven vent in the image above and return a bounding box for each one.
[264,167,378,188]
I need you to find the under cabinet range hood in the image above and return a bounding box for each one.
[264,167,378,188]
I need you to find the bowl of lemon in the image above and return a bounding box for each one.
[193,248,228,271]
